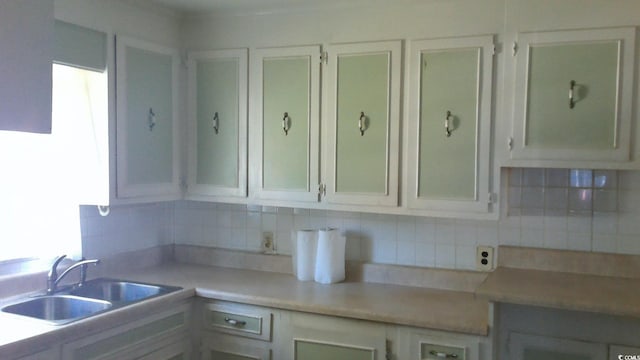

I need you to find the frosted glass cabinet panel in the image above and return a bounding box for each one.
[324,41,401,207]
[187,49,248,200]
[249,46,320,203]
[116,36,180,200]
[511,27,635,163]
[406,36,494,215]
[509,332,607,360]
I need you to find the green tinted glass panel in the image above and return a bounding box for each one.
[73,313,184,359]
[263,57,310,191]
[196,58,239,187]
[526,42,618,149]
[210,350,257,360]
[126,46,173,185]
[523,349,590,360]
[295,340,373,360]
[335,53,389,194]
[418,49,478,200]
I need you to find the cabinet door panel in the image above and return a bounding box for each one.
[116,36,180,200]
[250,46,320,203]
[511,27,635,163]
[509,332,607,360]
[295,339,374,360]
[325,41,401,206]
[407,36,493,216]
[335,53,389,194]
[187,49,248,200]
[263,57,310,191]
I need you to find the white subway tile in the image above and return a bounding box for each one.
[592,234,617,253]
[544,230,568,249]
[521,187,544,209]
[455,245,477,271]
[592,212,617,235]
[454,224,477,246]
[415,242,436,267]
[396,241,416,266]
[521,229,545,248]
[567,232,591,251]
[593,189,617,212]
[545,169,569,187]
[523,168,545,187]
[544,188,568,210]
[435,243,456,268]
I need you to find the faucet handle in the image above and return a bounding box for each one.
[49,255,67,277]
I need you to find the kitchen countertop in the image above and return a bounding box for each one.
[0,262,489,357]
[476,266,640,318]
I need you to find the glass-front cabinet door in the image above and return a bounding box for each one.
[115,36,180,201]
[406,36,494,216]
[511,27,635,163]
[249,45,320,203]
[324,41,401,207]
[187,49,248,201]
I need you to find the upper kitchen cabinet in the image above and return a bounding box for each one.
[249,45,321,203]
[115,36,180,201]
[509,27,636,166]
[323,41,401,207]
[406,36,494,217]
[186,49,248,202]
[0,0,53,133]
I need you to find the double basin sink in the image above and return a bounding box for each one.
[1,279,181,325]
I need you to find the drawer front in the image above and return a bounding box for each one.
[422,343,466,360]
[204,302,272,341]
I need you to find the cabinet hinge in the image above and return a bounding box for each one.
[508,137,513,151]
[320,51,328,65]
[512,42,518,56]
[492,44,496,55]
[318,183,326,197]
[488,192,495,204]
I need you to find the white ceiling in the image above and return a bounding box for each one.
[131,0,418,16]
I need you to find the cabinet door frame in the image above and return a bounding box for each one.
[511,27,636,163]
[508,332,607,360]
[186,48,248,201]
[249,45,321,203]
[201,332,272,360]
[323,40,402,207]
[406,35,494,215]
[115,35,181,200]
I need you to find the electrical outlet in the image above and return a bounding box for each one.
[476,246,494,271]
[262,232,275,254]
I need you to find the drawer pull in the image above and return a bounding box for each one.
[429,350,458,358]
[224,317,247,327]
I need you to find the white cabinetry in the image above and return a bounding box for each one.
[0,0,53,134]
[509,27,636,166]
[62,303,191,360]
[406,35,494,217]
[187,49,248,202]
[115,35,181,201]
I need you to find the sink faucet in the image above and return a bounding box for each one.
[47,255,100,295]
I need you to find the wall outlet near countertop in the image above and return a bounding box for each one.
[476,246,494,271]
[262,231,275,254]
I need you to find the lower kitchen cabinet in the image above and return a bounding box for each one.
[62,302,191,360]
[285,312,390,360]
[508,332,606,360]
[201,333,271,360]
[396,326,487,360]
[14,348,60,360]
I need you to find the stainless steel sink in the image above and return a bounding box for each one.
[69,279,180,303]
[1,295,112,325]
[0,279,181,325]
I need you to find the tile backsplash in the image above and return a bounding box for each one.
[81,169,640,271]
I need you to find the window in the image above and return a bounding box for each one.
[0,64,108,265]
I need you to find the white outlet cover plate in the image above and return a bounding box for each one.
[476,246,494,271]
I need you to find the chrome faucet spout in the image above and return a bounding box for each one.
[47,256,100,294]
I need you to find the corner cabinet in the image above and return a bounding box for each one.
[115,36,181,201]
[249,45,321,203]
[406,35,494,216]
[323,40,402,207]
[187,49,248,202]
[510,27,636,165]
[0,0,53,134]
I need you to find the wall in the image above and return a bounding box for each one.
[173,169,640,271]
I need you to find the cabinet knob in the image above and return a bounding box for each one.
[569,80,576,109]
[445,110,452,137]
[224,317,246,327]
[359,111,366,136]
[148,108,156,132]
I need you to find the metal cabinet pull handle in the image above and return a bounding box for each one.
[282,112,290,135]
[224,317,246,326]
[445,110,452,137]
[359,111,366,136]
[213,112,219,134]
[428,350,458,358]
[213,111,220,134]
[148,108,156,132]
[569,80,576,109]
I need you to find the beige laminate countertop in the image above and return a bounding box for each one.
[0,263,488,357]
[477,267,640,318]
